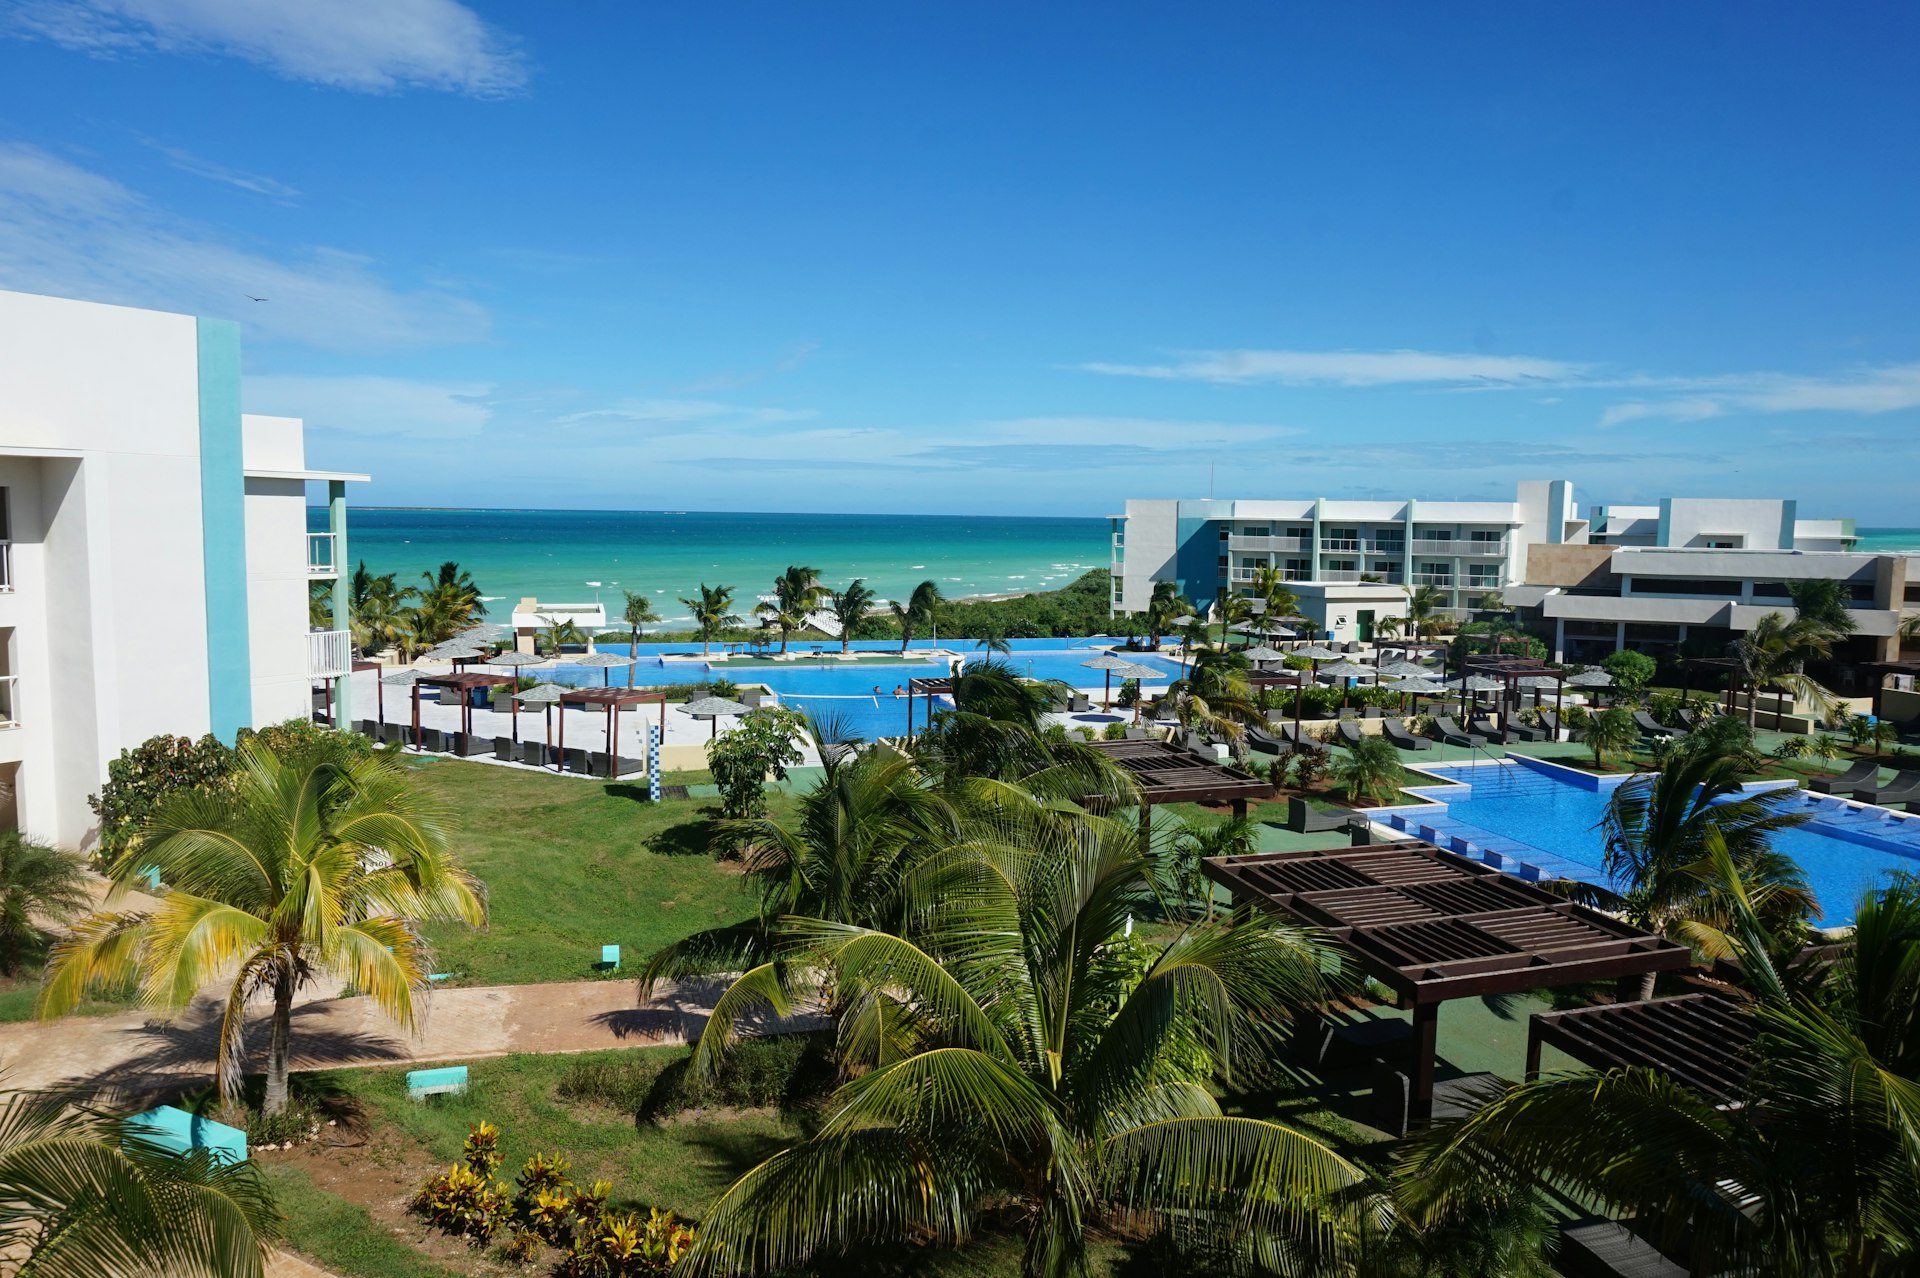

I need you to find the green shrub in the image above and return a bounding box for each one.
[1102,722,1127,741]
[554,1056,668,1113]
[1601,649,1657,693]
[1116,678,1140,708]
[87,732,234,861]
[708,706,807,821]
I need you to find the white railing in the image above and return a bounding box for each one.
[1409,538,1508,556]
[1460,539,1509,556]
[306,629,352,678]
[1227,535,1310,553]
[0,541,11,592]
[1364,542,1406,557]
[1319,539,1361,552]
[0,674,17,728]
[1321,570,1367,583]
[1229,567,1309,583]
[306,532,337,576]
[1410,573,1456,587]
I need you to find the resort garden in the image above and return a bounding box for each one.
[14,576,1920,1276]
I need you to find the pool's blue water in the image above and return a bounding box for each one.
[1390,760,1920,928]
[541,649,1183,741]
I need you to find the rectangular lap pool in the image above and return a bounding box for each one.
[1383,758,1920,928]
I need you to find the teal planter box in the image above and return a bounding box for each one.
[125,1105,248,1164]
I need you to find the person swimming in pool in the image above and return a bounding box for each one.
[892,685,905,698]
[873,685,884,696]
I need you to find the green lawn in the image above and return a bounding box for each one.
[404,760,771,986]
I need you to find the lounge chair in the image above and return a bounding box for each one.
[1124,727,1149,741]
[741,688,763,708]
[1362,706,1384,719]
[456,732,491,757]
[520,740,551,767]
[1280,723,1330,754]
[1675,709,1700,731]
[1429,716,1485,748]
[1854,771,1920,807]
[417,727,445,753]
[1286,796,1353,834]
[1811,758,1880,794]
[1069,693,1091,713]
[589,750,613,777]
[1382,718,1431,751]
[562,747,591,774]
[1246,726,1283,754]
[355,719,379,739]
[493,736,516,762]
[1181,729,1212,755]
[1469,716,1514,744]
[1536,710,1563,739]
[381,722,407,746]
[1336,720,1366,748]
[1506,717,1549,742]
[1633,711,1679,738]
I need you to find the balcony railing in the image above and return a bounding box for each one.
[1227,535,1311,553]
[0,541,12,592]
[1320,570,1367,583]
[0,674,16,728]
[307,629,352,679]
[1364,542,1406,557]
[1410,573,1456,587]
[1319,539,1361,553]
[1228,567,1308,583]
[1409,538,1509,556]
[307,532,337,576]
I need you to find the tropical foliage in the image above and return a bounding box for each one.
[672,805,1370,1278]
[755,566,827,654]
[1600,648,1657,693]
[1584,706,1640,768]
[0,1084,282,1278]
[887,579,944,653]
[42,738,486,1113]
[620,589,661,649]
[1733,610,1845,728]
[679,583,741,655]
[0,832,89,975]
[1142,580,1191,650]
[1403,584,1448,643]
[1332,734,1406,806]
[707,706,810,821]
[828,579,877,653]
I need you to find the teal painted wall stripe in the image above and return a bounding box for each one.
[196,318,253,740]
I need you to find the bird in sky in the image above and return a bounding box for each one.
[244,294,267,302]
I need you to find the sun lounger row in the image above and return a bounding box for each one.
[353,720,644,776]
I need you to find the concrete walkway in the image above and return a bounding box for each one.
[0,976,741,1100]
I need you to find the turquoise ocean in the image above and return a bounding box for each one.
[1851,528,1920,554]
[313,508,1111,625]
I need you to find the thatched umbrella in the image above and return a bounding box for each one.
[1445,673,1505,721]
[572,651,633,687]
[678,695,750,740]
[1565,667,1615,716]
[1376,658,1432,681]
[1082,653,1138,711]
[377,668,420,733]
[1240,644,1287,666]
[1386,675,1445,716]
[488,650,548,742]
[1114,660,1171,725]
[515,683,566,767]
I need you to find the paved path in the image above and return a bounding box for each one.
[0,976,738,1100]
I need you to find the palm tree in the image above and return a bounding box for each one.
[1160,648,1261,752]
[1219,592,1256,647]
[0,1085,282,1277]
[40,740,486,1113]
[888,579,944,654]
[1787,577,1858,639]
[1333,734,1406,806]
[973,626,1012,656]
[1404,584,1448,644]
[1177,617,1211,675]
[756,566,826,655]
[1584,706,1640,769]
[619,589,660,650]
[1166,812,1254,919]
[1143,580,1190,650]
[424,561,483,615]
[676,809,1369,1277]
[1595,744,1813,997]
[1372,613,1406,646]
[828,579,876,654]
[1399,840,1920,1276]
[348,561,413,656]
[1249,566,1301,634]
[948,657,1059,731]
[1733,611,1843,729]
[0,831,89,976]
[538,616,586,655]
[681,583,740,656]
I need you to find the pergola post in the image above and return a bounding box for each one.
[1409,1001,1440,1126]
[1524,1022,1544,1083]
[411,683,421,751]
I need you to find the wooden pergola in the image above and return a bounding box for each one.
[413,671,515,748]
[557,687,669,777]
[904,676,953,736]
[1526,992,1755,1102]
[1087,738,1274,820]
[1464,654,1562,724]
[1205,841,1695,1123]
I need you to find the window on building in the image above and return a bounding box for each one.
[1630,577,1746,596]
[1468,530,1501,543]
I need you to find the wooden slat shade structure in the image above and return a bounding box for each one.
[1525,993,1756,1102]
[904,676,953,736]
[558,687,669,778]
[414,671,515,746]
[1205,841,1695,1123]
[1088,738,1272,810]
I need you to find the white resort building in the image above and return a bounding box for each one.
[1112,483,1918,675]
[0,287,364,847]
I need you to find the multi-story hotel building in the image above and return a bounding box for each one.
[1112,483,1918,676]
[0,287,365,847]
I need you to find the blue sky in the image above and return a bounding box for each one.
[1,2,1916,521]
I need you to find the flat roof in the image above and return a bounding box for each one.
[1204,842,1693,1005]
[245,468,371,483]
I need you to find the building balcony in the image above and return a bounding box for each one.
[1319,539,1362,553]
[307,532,338,577]
[1409,538,1508,556]
[1228,567,1308,583]
[1320,570,1367,583]
[1363,542,1406,557]
[1227,535,1311,553]
[1409,573,1456,588]
[0,674,17,728]
[306,629,352,679]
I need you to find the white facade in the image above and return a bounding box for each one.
[0,287,365,848]
[1589,497,1856,551]
[1111,480,1581,636]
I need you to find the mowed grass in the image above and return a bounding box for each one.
[403,760,771,987]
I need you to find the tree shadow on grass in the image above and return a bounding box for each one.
[648,819,714,857]
[676,1125,794,1180]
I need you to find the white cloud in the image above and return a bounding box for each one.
[1080,348,1589,386]
[554,399,819,429]
[4,0,526,94]
[1599,364,1920,427]
[245,374,495,441]
[142,138,300,201]
[0,142,488,351]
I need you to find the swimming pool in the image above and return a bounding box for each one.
[1384,758,1920,928]
[541,649,1185,741]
